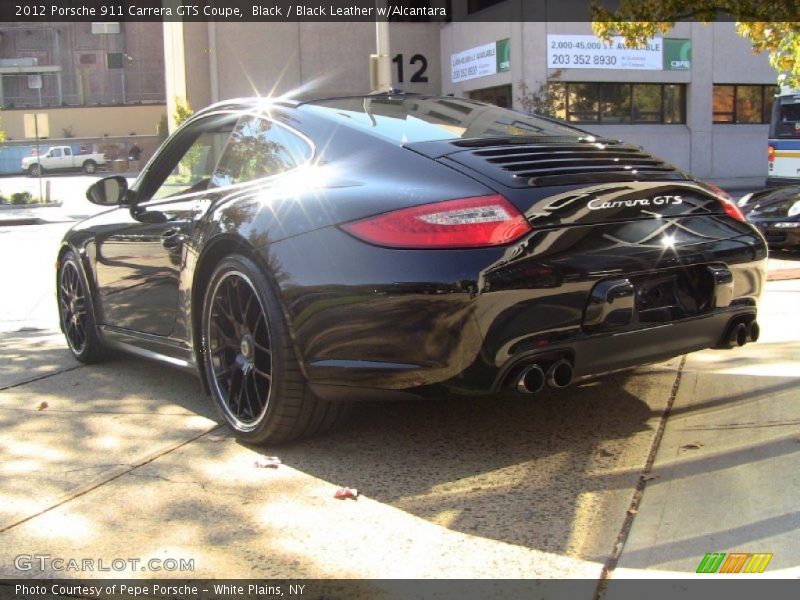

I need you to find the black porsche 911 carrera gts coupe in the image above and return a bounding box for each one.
[57,93,767,444]
[739,185,800,250]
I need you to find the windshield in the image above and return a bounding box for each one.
[771,95,800,139]
[303,96,588,144]
[746,187,800,217]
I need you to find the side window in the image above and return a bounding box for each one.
[210,116,311,188]
[52,148,63,157]
[151,124,233,200]
[64,147,72,156]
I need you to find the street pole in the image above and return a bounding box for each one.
[34,115,42,203]
[373,0,392,92]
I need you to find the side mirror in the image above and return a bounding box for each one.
[86,176,130,206]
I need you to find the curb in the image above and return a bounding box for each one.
[0,203,62,211]
[0,217,40,226]
[767,269,800,281]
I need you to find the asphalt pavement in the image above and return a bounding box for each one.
[0,176,798,594]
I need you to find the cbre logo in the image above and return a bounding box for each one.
[696,552,773,574]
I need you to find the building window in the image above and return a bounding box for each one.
[106,53,124,69]
[91,22,120,35]
[551,83,686,124]
[713,84,779,124]
[469,84,512,108]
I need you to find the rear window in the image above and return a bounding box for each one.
[302,96,586,144]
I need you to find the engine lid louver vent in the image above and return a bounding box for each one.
[445,141,686,188]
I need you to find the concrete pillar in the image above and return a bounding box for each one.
[688,22,714,179]
[162,21,187,132]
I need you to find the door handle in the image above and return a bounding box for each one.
[161,229,185,250]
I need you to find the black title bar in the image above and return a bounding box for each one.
[2,0,797,23]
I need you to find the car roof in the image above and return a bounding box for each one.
[194,90,422,116]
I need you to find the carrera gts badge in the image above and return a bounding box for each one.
[587,195,683,210]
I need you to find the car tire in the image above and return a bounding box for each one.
[201,255,350,444]
[28,164,42,177]
[82,160,97,174]
[58,251,106,364]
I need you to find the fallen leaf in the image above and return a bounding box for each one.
[334,487,358,500]
[681,442,704,450]
[627,508,638,515]
[36,401,48,411]
[254,457,281,469]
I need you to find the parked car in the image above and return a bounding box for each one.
[22,146,107,176]
[56,94,767,444]
[739,186,800,249]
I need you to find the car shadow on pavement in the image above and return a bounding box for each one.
[247,367,672,561]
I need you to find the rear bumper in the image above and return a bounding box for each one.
[267,215,767,398]
[762,229,800,249]
[766,177,800,188]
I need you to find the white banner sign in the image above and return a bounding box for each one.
[547,34,663,70]
[451,42,498,83]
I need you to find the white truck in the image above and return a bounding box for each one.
[21,146,107,176]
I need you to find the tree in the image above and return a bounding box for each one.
[516,71,566,118]
[173,97,194,127]
[591,1,800,88]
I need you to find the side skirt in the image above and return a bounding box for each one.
[98,325,199,376]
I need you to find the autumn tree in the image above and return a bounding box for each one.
[591,1,800,88]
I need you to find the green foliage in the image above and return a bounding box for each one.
[0,112,6,143]
[173,97,194,127]
[10,191,34,205]
[591,1,800,88]
[516,73,566,119]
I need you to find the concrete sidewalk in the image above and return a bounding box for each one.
[0,282,797,590]
[614,279,800,578]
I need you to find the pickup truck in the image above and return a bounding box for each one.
[22,146,107,176]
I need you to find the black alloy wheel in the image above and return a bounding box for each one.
[206,269,273,430]
[201,255,350,444]
[58,252,105,363]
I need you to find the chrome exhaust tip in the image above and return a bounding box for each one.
[517,364,546,394]
[728,322,748,348]
[747,320,760,344]
[546,359,574,389]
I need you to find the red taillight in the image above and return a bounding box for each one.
[700,182,746,223]
[342,195,532,249]
[768,145,775,163]
[722,200,746,222]
[702,182,731,202]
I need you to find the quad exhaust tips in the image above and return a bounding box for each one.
[515,359,574,394]
[719,319,760,349]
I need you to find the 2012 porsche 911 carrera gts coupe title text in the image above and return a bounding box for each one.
[56,93,767,444]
